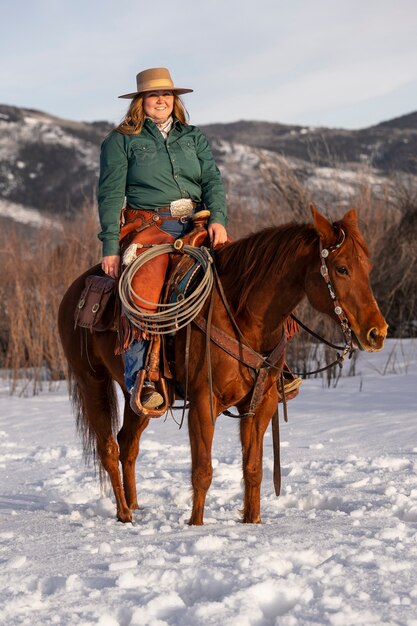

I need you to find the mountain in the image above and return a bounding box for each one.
[202,112,417,174]
[0,104,416,230]
[0,105,112,218]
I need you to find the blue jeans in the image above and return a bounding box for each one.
[123,213,193,391]
[124,339,149,392]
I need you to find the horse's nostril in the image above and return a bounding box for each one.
[367,327,378,345]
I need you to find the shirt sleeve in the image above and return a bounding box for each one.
[194,129,228,227]
[97,131,128,256]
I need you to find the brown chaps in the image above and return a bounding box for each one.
[120,208,175,314]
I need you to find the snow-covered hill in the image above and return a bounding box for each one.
[1,104,416,229]
[0,105,107,218]
[1,339,416,625]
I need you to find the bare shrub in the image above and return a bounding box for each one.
[0,204,101,393]
[370,178,417,336]
[225,151,312,237]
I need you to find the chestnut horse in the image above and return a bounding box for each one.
[58,207,387,524]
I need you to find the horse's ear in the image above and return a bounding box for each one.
[342,208,358,227]
[310,204,335,246]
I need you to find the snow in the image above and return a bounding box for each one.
[0,199,57,228]
[306,166,387,199]
[0,112,99,194]
[1,339,417,626]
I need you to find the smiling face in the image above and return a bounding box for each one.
[143,90,174,123]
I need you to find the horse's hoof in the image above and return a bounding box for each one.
[128,501,139,511]
[188,516,203,526]
[117,509,133,523]
[242,515,262,524]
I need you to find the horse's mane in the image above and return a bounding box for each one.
[216,216,370,314]
[217,222,317,313]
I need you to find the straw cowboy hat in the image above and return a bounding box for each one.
[118,67,193,99]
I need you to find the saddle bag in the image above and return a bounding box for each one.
[74,275,116,332]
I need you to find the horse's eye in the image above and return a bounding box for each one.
[336,266,349,276]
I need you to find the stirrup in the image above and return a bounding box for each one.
[278,375,302,402]
[283,377,302,395]
[129,370,169,418]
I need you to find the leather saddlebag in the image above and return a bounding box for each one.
[74,275,116,332]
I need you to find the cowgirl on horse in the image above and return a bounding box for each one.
[98,68,228,413]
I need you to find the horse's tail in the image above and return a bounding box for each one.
[67,365,119,487]
[58,268,120,486]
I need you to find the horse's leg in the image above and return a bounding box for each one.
[78,374,132,523]
[240,388,278,523]
[117,392,150,511]
[188,397,217,526]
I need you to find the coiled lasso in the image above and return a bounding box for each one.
[118,244,214,335]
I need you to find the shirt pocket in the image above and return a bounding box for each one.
[178,137,198,160]
[132,142,158,164]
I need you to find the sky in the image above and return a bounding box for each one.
[1,0,416,129]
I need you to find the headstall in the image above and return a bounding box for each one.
[319,226,354,359]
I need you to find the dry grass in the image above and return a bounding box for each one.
[0,204,101,393]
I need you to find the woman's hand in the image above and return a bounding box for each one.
[208,223,228,247]
[102,255,121,278]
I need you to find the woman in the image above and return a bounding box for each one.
[98,67,228,414]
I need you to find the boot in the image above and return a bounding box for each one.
[278,366,302,402]
[141,381,164,409]
[130,377,164,415]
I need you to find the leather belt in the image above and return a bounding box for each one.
[125,203,200,223]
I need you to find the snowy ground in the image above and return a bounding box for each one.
[1,339,417,626]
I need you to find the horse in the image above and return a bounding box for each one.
[58,206,387,525]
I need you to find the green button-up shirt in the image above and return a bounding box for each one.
[97,119,227,256]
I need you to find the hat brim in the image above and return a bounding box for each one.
[118,87,193,99]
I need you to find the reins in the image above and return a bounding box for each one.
[290,314,346,351]
[289,311,355,377]
[211,258,286,370]
[200,249,287,423]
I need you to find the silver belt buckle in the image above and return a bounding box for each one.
[170,199,194,218]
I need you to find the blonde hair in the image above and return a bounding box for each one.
[116,93,189,135]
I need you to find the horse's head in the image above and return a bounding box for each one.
[305,205,388,352]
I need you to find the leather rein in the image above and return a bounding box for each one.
[192,257,288,425]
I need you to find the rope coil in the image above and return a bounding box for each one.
[118,244,214,335]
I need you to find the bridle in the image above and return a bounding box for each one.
[319,226,354,354]
[291,225,356,376]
